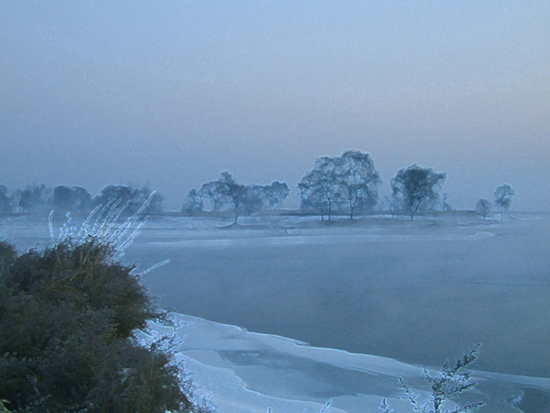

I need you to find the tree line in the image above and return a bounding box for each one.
[1,149,516,222]
[183,149,515,222]
[182,172,290,224]
[0,184,164,218]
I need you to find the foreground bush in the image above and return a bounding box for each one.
[0,239,192,413]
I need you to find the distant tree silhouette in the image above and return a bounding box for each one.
[94,185,164,216]
[52,185,93,218]
[182,188,205,216]
[298,156,343,221]
[0,185,12,216]
[197,180,227,212]
[215,172,248,224]
[493,184,515,220]
[339,150,380,219]
[476,198,491,219]
[441,193,453,212]
[298,151,379,220]
[190,173,290,222]
[390,164,446,220]
[15,184,52,215]
[262,181,290,210]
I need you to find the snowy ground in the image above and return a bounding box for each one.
[1,212,550,412]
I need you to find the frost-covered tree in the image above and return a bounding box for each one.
[339,150,380,219]
[194,173,290,222]
[198,180,227,212]
[298,151,380,221]
[182,188,205,215]
[382,343,484,413]
[493,184,514,220]
[15,183,52,215]
[298,156,343,221]
[263,181,290,210]
[215,172,249,224]
[390,165,446,220]
[476,198,491,219]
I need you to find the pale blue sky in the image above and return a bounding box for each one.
[1,1,549,210]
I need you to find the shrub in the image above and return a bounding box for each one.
[0,238,192,412]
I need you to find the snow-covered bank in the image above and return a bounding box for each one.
[144,314,550,413]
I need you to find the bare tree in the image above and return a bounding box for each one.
[476,198,491,219]
[198,180,228,212]
[390,164,446,220]
[299,151,380,221]
[339,150,380,219]
[384,344,484,413]
[194,173,290,223]
[15,184,52,215]
[298,156,343,221]
[263,181,290,210]
[215,172,248,224]
[182,188,204,215]
[493,184,515,220]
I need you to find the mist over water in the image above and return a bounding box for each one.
[120,213,549,378]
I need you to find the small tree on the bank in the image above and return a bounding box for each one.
[380,343,484,413]
[493,184,515,220]
[390,164,446,220]
[476,198,491,219]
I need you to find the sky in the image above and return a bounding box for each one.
[1,1,549,211]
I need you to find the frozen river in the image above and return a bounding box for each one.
[2,212,550,412]
[127,214,550,378]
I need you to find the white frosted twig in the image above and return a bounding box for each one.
[141,259,171,276]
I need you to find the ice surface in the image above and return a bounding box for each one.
[144,313,550,413]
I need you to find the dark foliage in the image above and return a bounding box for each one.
[390,164,446,220]
[95,185,165,216]
[52,185,94,218]
[0,239,191,413]
[186,172,290,223]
